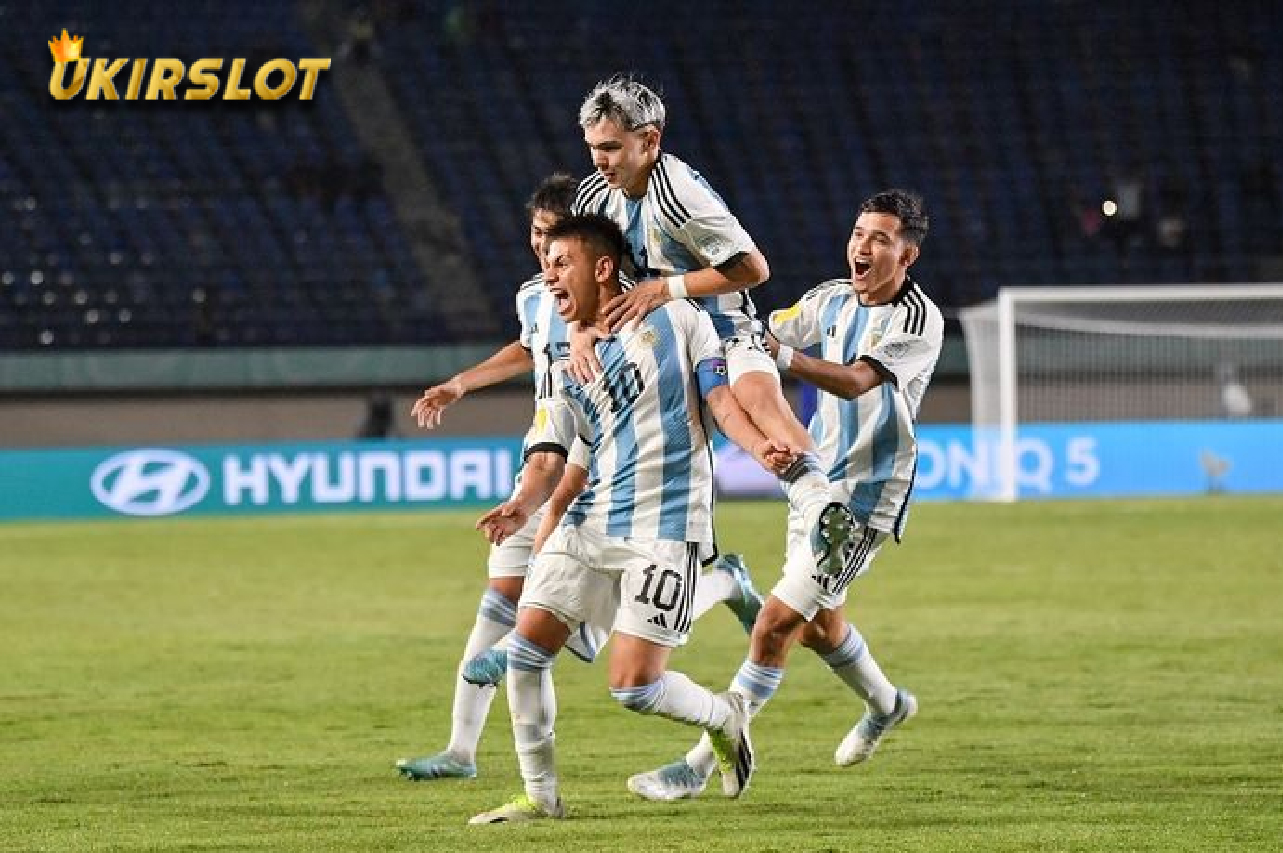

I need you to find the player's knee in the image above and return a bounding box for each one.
[751,613,794,659]
[799,610,844,652]
[609,680,663,714]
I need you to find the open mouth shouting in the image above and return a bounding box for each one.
[549,284,573,318]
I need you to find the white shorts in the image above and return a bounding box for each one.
[487,441,592,577]
[723,334,779,385]
[520,525,702,649]
[770,506,888,621]
[486,505,545,577]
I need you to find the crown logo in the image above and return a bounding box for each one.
[48,29,84,63]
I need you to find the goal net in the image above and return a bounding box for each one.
[959,285,1283,500]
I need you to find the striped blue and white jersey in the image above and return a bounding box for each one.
[516,272,569,399]
[770,277,943,540]
[526,300,725,551]
[572,152,761,340]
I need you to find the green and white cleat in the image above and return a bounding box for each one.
[811,502,857,576]
[395,751,477,780]
[706,692,755,798]
[468,793,566,824]
[626,759,711,801]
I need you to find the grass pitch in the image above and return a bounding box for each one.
[2,497,1282,852]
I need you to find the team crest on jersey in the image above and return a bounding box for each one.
[638,328,658,348]
[697,235,730,257]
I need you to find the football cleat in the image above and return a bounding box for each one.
[626,758,711,801]
[712,554,764,633]
[468,793,566,824]
[706,691,755,798]
[835,688,918,766]
[395,751,477,780]
[461,648,507,686]
[811,502,857,576]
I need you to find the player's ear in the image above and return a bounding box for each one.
[900,242,920,269]
[595,255,614,282]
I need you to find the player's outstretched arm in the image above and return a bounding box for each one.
[704,384,795,475]
[476,449,567,544]
[412,341,534,429]
[763,331,885,401]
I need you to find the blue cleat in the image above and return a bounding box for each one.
[713,553,763,633]
[626,759,710,801]
[396,751,477,780]
[835,687,918,766]
[461,648,507,687]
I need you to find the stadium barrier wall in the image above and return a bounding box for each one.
[1,421,1279,521]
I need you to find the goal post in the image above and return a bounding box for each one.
[959,285,1283,501]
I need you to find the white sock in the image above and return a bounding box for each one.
[820,623,896,714]
[611,671,732,729]
[507,634,559,808]
[779,453,831,520]
[684,659,783,777]
[691,569,739,620]
[445,589,516,762]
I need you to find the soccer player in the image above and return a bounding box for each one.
[396,177,762,782]
[569,75,859,583]
[467,214,796,824]
[627,190,943,801]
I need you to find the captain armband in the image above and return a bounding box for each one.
[696,357,730,396]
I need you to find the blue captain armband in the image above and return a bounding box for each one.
[696,357,729,396]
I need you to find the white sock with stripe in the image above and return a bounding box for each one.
[507,634,559,809]
[684,659,783,777]
[445,588,516,762]
[821,623,896,715]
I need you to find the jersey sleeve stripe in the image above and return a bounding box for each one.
[573,174,609,214]
[652,158,693,228]
[902,286,926,335]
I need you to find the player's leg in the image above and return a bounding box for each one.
[627,510,833,800]
[691,552,764,633]
[794,533,916,765]
[724,337,857,575]
[396,515,534,780]
[471,527,607,823]
[609,540,755,797]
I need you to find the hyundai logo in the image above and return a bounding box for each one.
[91,449,210,516]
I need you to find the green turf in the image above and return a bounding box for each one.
[2,498,1282,852]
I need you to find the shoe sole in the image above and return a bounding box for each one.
[814,503,856,575]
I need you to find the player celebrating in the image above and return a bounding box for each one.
[468,215,795,824]
[569,75,859,585]
[396,177,762,782]
[627,190,943,800]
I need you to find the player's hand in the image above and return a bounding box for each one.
[476,501,530,545]
[567,322,606,384]
[762,331,781,359]
[411,377,465,429]
[754,439,797,476]
[604,279,670,331]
